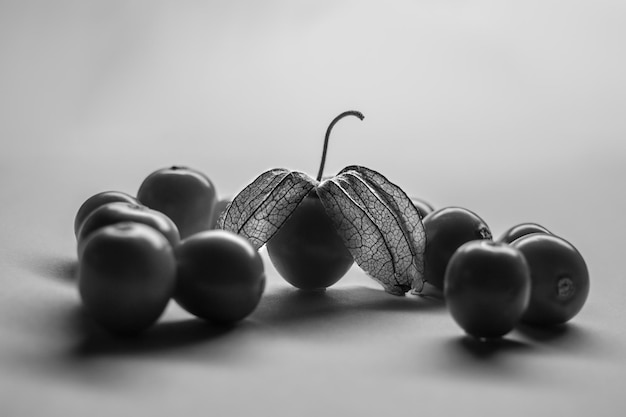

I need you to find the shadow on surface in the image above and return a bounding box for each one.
[515,322,572,342]
[69,305,236,358]
[454,335,532,360]
[26,254,78,283]
[61,285,444,359]
[422,334,538,382]
[253,285,444,325]
[513,321,603,356]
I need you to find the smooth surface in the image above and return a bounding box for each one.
[1,1,625,416]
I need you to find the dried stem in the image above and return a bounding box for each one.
[316,110,364,182]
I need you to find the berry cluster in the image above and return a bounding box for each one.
[420,206,590,339]
[72,112,589,341]
[74,169,589,341]
[74,167,265,336]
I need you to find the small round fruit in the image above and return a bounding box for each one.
[422,206,492,290]
[410,197,435,219]
[511,233,589,326]
[78,222,177,336]
[77,202,180,256]
[445,240,531,339]
[498,222,551,244]
[175,230,266,323]
[266,191,354,290]
[74,191,138,237]
[209,198,231,229]
[137,166,218,239]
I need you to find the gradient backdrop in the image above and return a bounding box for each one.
[1,1,625,416]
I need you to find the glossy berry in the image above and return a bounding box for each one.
[410,197,435,219]
[498,222,551,244]
[175,230,266,324]
[445,240,531,339]
[511,233,589,326]
[422,206,492,291]
[265,111,363,290]
[209,198,231,229]
[78,222,177,336]
[77,202,180,257]
[137,166,218,239]
[74,191,138,237]
[267,191,354,290]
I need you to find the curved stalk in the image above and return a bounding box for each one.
[316,110,364,182]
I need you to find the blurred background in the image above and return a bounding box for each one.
[3,0,625,263]
[2,0,624,189]
[1,1,625,416]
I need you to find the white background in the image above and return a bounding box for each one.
[1,1,625,416]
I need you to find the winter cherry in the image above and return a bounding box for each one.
[266,111,363,290]
[76,202,180,257]
[209,198,231,229]
[78,222,177,336]
[421,206,492,291]
[74,191,138,237]
[511,233,590,326]
[267,190,354,290]
[410,197,435,219]
[137,166,218,239]
[498,222,551,244]
[445,240,531,339]
[174,230,266,324]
